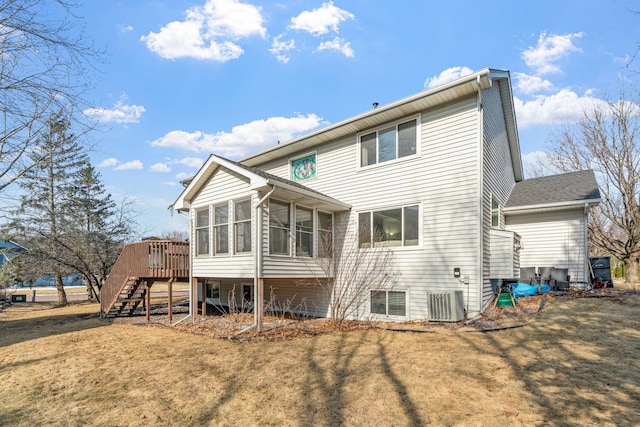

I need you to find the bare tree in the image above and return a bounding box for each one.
[544,91,640,283]
[300,213,397,322]
[0,0,100,193]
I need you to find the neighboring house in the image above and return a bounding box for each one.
[172,68,600,322]
[0,239,83,287]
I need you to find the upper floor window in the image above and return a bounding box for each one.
[234,200,252,253]
[360,118,417,167]
[195,208,209,256]
[359,205,419,248]
[269,199,290,255]
[213,204,229,255]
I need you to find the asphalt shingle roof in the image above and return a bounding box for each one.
[505,170,601,209]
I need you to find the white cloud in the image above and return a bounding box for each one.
[115,160,144,170]
[316,37,353,58]
[150,114,324,158]
[520,151,551,178]
[119,24,134,33]
[140,0,266,61]
[514,89,607,128]
[514,72,553,95]
[424,66,474,89]
[98,157,119,168]
[150,162,171,173]
[176,172,193,180]
[83,97,145,123]
[289,1,354,36]
[521,31,583,75]
[162,181,180,187]
[270,35,295,64]
[175,157,206,168]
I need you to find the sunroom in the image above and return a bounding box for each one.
[172,154,351,327]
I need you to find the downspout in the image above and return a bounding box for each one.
[476,74,485,315]
[584,202,589,285]
[237,184,277,335]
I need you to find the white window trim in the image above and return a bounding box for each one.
[491,195,501,229]
[268,198,292,257]
[369,289,408,319]
[358,203,422,250]
[357,115,421,170]
[194,206,211,258]
[212,202,229,256]
[233,198,253,255]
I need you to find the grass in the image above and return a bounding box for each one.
[0,288,639,426]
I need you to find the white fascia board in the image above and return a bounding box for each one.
[172,154,268,211]
[255,179,352,211]
[504,198,601,215]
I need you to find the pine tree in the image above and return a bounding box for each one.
[6,113,87,305]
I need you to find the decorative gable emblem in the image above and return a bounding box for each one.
[291,153,316,181]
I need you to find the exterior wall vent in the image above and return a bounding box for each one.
[427,291,465,322]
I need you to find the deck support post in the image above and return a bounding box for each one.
[201,279,206,318]
[168,278,173,323]
[145,280,151,322]
[192,277,198,321]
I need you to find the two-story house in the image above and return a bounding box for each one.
[172,68,600,326]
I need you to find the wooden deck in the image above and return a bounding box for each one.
[100,240,189,318]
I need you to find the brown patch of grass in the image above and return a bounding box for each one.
[1,292,639,426]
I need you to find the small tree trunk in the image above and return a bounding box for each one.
[55,271,68,306]
[625,259,639,283]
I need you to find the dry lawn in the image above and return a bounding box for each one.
[1,288,639,426]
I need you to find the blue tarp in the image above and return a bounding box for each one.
[511,283,550,298]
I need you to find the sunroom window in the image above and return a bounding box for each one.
[318,211,333,258]
[234,200,252,253]
[195,208,209,256]
[295,206,313,257]
[491,197,500,228]
[213,204,228,255]
[269,199,291,255]
[360,118,417,167]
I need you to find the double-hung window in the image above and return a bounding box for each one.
[371,290,406,317]
[318,211,333,258]
[234,200,252,253]
[195,208,210,256]
[491,197,500,228]
[213,204,228,255]
[359,205,419,248]
[295,206,313,257]
[360,118,417,167]
[269,200,290,255]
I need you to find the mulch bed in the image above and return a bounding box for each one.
[109,288,637,341]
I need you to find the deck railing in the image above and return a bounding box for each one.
[100,240,189,315]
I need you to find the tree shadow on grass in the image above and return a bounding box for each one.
[459,295,640,425]
[0,304,105,347]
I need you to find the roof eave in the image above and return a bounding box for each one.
[504,198,601,215]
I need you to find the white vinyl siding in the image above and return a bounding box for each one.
[506,209,588,284]
[482,85,518,309]
[190,168,255,278]
[258,96,481,320]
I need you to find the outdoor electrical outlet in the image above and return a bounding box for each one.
[464,276,470,284]
[453,268,460,278]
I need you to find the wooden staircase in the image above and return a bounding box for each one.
[100,240,189,318]
[104,276,146,318]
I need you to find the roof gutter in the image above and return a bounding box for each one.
[504,198,602,215]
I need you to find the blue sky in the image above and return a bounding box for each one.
[73,0,639,235]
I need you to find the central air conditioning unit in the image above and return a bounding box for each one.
[427,290,465,322]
